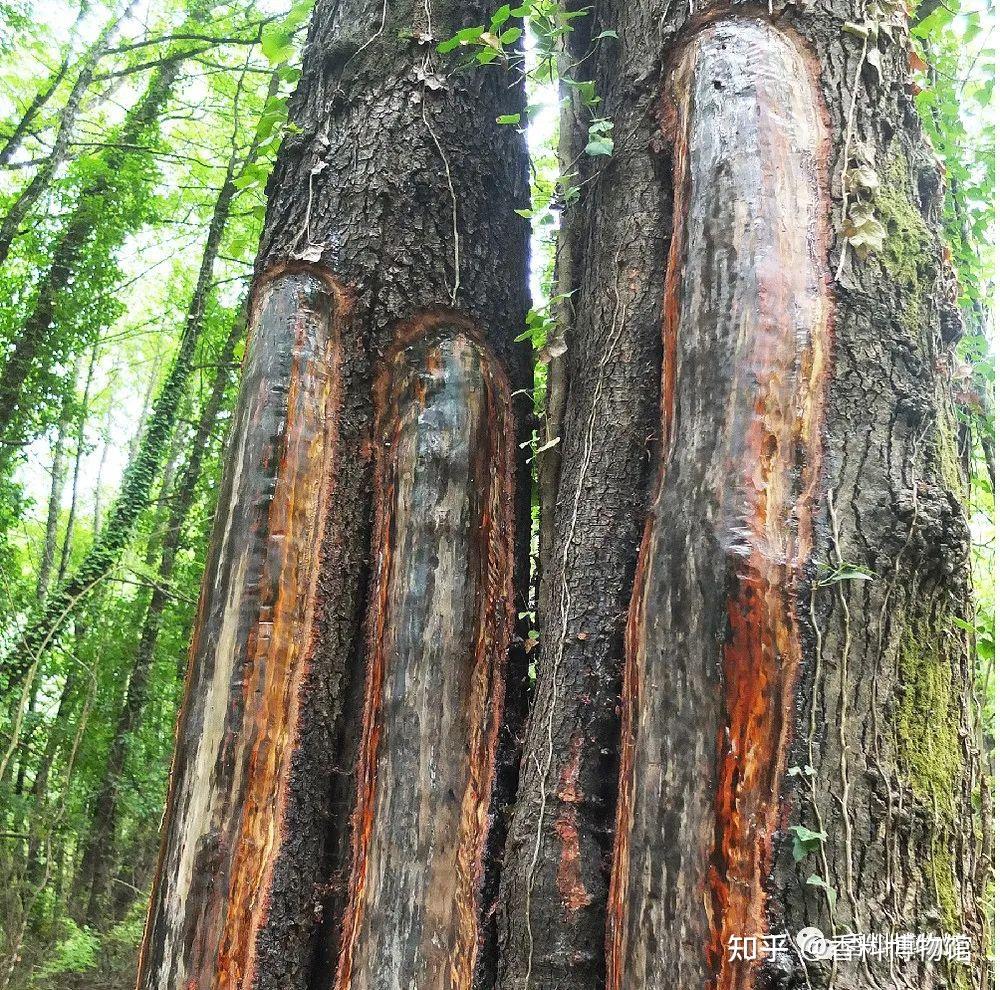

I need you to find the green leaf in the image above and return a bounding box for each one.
[595,29,619,40]
[457,25,487,42]
[498,113,522,125]
[514,208,533,218]
[261,27,295,64]
[500,27,522,44]
[585,136,613,156]
[790,824,826,863]
[491,4,512,27]
[816,562,874,586]
[806,875,837,905]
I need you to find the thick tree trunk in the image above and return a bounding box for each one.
[607,22,831,989]
[137,3,531,988]
[501,4,987,990]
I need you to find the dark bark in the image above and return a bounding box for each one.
[501,5,987,990]
[498,2,667,985]
[138,2,532,987]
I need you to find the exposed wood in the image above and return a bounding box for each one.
[335,318,514,990]
[137,269,345,990]
[607,19,831,989]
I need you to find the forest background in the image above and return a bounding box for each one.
[0,0,992,986]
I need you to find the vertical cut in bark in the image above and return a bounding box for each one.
[608,19,832,990]
[335,316,514,990]
[137,268,345,990]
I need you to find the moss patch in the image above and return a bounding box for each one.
[895,621,961,810]
[874,154,934,290]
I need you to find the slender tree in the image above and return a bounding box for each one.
[0,65,263,694]
[0,1,91,168]
[0,1,211,460]
[0,0,135,269]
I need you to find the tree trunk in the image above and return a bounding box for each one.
[137,2,532,987]
[77,307,244,926]
[36,399,70,598]
[57,348,96,585]
[502,4,988,990]
[0,0,91,168]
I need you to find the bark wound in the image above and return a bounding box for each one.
[137,269,344,990]
[608,20,832,990]
[335,319,515,990]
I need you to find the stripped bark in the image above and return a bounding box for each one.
[607,21,831,989]
[501,4,987,990]
[334,320,514,990]
[139,1,532,986]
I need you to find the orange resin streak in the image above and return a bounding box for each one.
[335,317,514,990]
[607,19,832,990]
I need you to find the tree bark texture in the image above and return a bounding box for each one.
[501,4,988,990]
[335,319,514,990]
[139,2,531,987]
[138,271,345,990]
[607,21,830,990]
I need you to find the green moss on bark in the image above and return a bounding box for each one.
[896,622,962,810]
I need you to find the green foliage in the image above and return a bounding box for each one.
[0,1,991,987]
[30,919,99,982]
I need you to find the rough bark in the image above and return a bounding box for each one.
[501,3,987,990]
[498,3,667,985]
[138,3,531,987]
